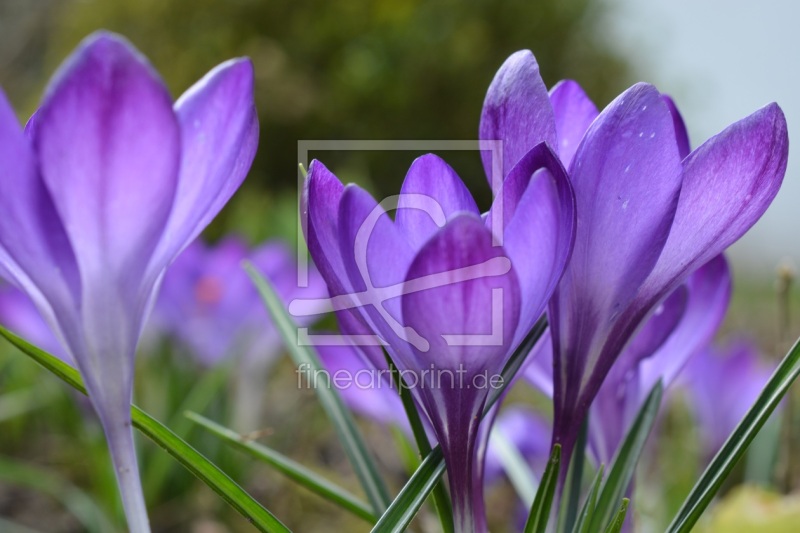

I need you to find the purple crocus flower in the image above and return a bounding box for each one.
[153,236,326,367]
[522,254,730,466]
[303,148,576,531]
[316,343,413,435]
[588,254,731,465]
[0,32,257,531]
[680,340,774,460]
[481,50,789,464]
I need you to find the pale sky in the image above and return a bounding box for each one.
[606,0,800,278]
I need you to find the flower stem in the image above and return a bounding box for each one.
[102,411,151,533]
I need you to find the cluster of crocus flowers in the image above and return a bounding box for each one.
[481,50,788,466]
[0,31,258,532]
[302,48,788,531]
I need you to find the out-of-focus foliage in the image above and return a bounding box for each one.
[0,0,631,240]
[698,486,800,533]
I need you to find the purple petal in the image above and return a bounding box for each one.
[151,58,258,269]
[662,95,691,159]
[681,341,774,458]
[401,215,521,531]
[395,154,479,249]
[491,146,575,345]
[401,215,520,374]
[337,184,415,354]
[303,161,377,346]
[479,50,557,193]
[317,343,411,433]
[639,254,731,390]
[549,83,683,453]
[549,80,599,170]
[0,89,80,335]
[637,103,788,310]
[35,33,180,300]
[303,160,353,297]
[0,284,71,364]
[589,285,687,464]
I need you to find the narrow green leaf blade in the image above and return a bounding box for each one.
[0,326,291,533]
[524,444,562,533]
[667,336,800,533]
[385,353,454,533]
[244,262,391,513]
[558,419,588,533]
[590,381,663,532]
[490,430,538,505]
[485,315,547,413]
[370,447,446,533]
[602,498,630,533]
[186,411,376,523]
[573,465,605,533]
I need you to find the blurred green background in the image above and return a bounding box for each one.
[0,0,798,532]
[0,0,630,244]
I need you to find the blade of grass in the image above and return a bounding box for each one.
[667,336,800,532]
[370,446,446,533]
[573,465,604,533]
[0,326,290,533]
[384,352,454,533]
[589,381,662,532]
[369,317,549,532]
[602,499,630,533]
[485,316,548,413]
[523,444,562,533]
[186,411,375,523]
[144,362,230,498]
[490,430,538,505]
[245,262,391,514]
[557,419,588,533]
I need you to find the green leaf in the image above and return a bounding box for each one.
[144,362,230,498]
[369,316,549,532]
[667,336,800,533]
[589,381,663,532]
[485,315,548,413]
[602,499,630,533]
[370,447,446,533]
[0,456,118,533]
[244,262,391,514]
[384,352,454,533]
[490,429,538,505]
[186,411,376,523]
[524,444,562,533]
[0,326,291,533]
[558,419,588,533]
[573,465,605,533]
